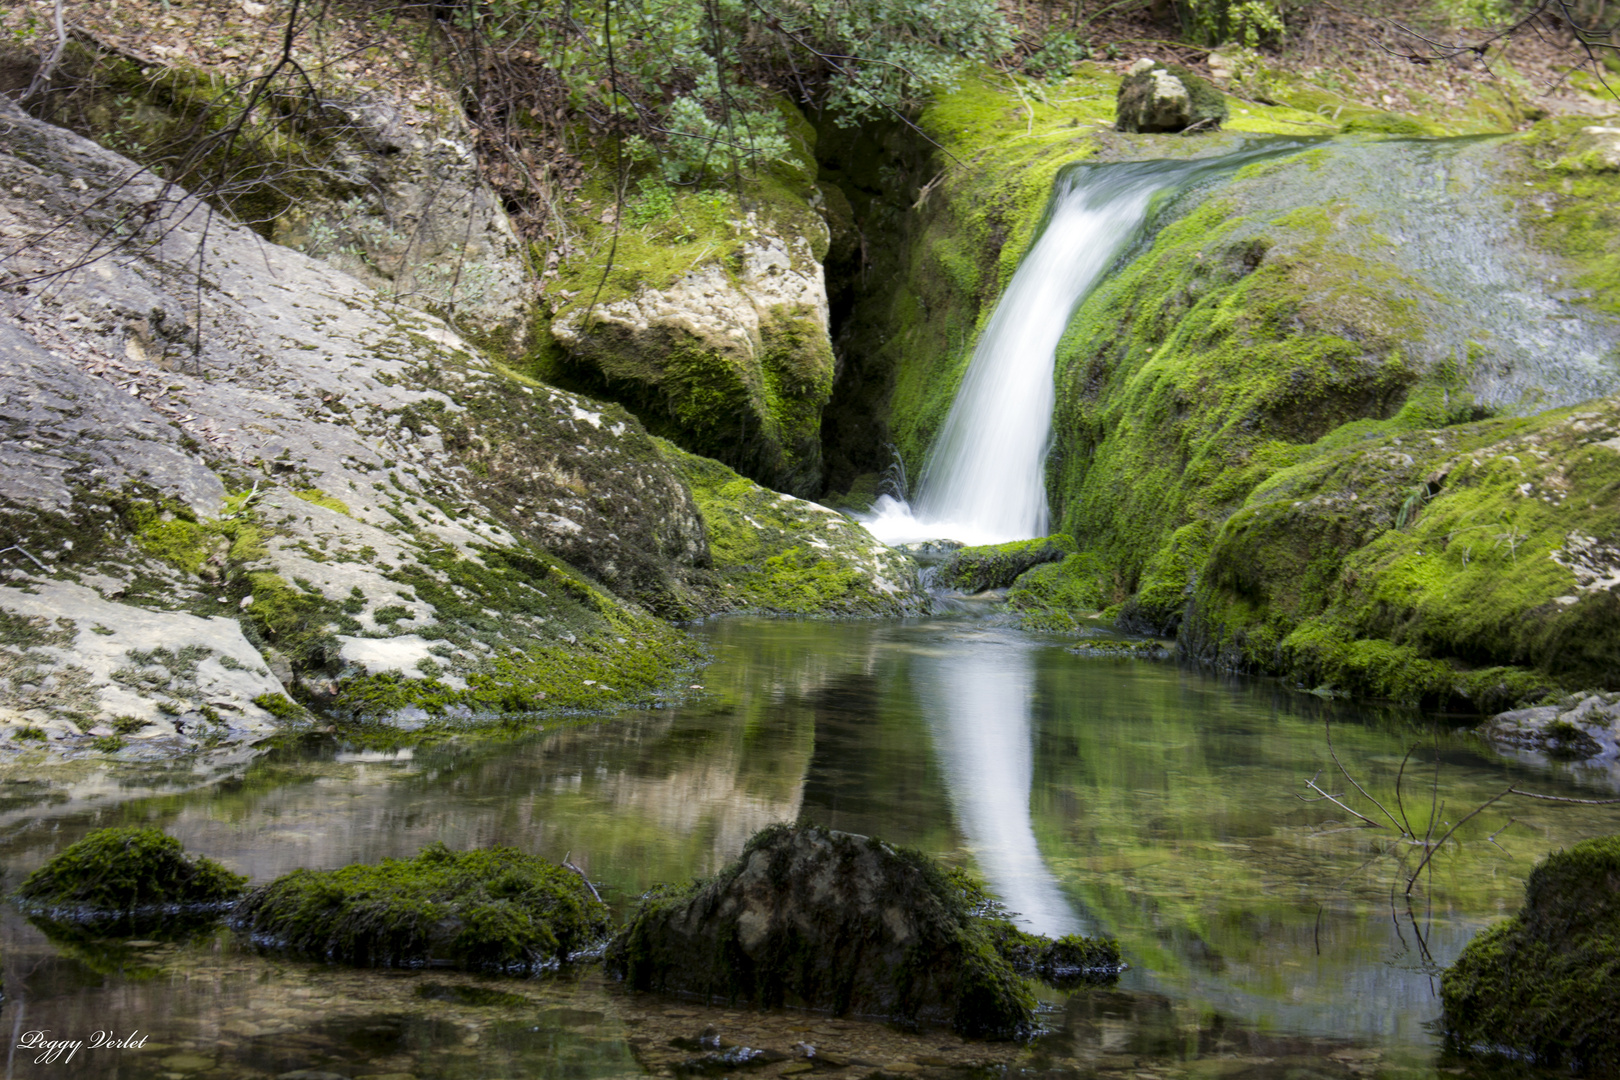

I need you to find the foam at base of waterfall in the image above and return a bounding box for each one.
[859,494,1033,548]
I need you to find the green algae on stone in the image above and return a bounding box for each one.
[232,842,609,973]
[606,825,1040,1038]
[1440,835,1620,1074]
[16,827,247,916]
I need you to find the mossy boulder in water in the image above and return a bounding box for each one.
[934,535,1076,593]
[606,825,1041,1037]
[231,843,609,973]
[15,827,247,923]
[1440,835,1620,1074]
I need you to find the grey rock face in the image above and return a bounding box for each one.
[0,97,710,756]
[270,93,533,351]
[1482,691,1620,773]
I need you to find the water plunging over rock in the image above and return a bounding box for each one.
[862,143,1309,549]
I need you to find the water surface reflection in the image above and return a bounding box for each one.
[2,613,1617,1077]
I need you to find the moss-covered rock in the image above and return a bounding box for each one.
[15,827,246,919]
[231,842,609,973]
[1440,835,1620,1073]
[1184,396,1620,706]
[658,440,923,617]
[606,825,1038,1037]
[1115,62,1228,134]
[934,535,1075,593]
[543,102,836,497]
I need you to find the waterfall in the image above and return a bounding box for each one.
[862,147,1304,549]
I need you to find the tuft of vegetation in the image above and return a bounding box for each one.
[1441,835,1620,1074]
[231,842,610,973]
[16,827,247,915]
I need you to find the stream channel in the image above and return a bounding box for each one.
[3,611,1617,1079]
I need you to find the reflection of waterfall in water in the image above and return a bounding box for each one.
[915,632,1084,938]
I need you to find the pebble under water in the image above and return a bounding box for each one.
[2,611,1616,1079]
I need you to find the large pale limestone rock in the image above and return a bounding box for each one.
[550,216,836,498]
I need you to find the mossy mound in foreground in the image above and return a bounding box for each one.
[607,825,1115,1037]
[15,827,247,923]
[1440,835,1620,1074]
[232,843,609,973]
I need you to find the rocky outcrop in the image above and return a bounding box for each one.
[933,535,1075,593]
[606,825,1038,1037]
[1482,691,1620,774]
[549,214,836,498]
[0,97,920,760]
[1441,835,1620,1074]
[270,93,534,351]
[1114,60,1227,134]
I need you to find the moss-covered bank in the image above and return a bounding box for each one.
[1440,835,1620,1074]
[658,440,922,617]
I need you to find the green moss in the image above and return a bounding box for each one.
[16,827,247,913]
[294,488,352,516]
[1513,116,1620,315]
[231,842,609,973]
[935,535,1075,593]
[657,439,919,617]
[1441,836,1620,1073]
[252,692,303,720]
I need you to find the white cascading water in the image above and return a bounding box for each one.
[860,164,1182,548]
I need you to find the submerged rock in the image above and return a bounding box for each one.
[15,827,246,931]
[606,825,1042,1038]
[232,842,609,973]
[1441,835,1620,1074]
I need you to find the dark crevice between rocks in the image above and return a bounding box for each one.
[813,116,939,503]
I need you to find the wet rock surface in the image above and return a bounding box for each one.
[1482,691,1620,765]
[607,825,1037,1037]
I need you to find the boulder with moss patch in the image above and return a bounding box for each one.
[933,535,1076,593]
[1440,835,1620,1074]
[1115,61,1227,134]
[1481,691,1620,768]
[606,825,1039,1037]
[658,440,923,616]
[16,827,246,930]
[232,842,609,973]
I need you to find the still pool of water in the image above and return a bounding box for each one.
[2,612,1616,1079]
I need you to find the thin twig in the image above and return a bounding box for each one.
[1327,720,1404,832]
